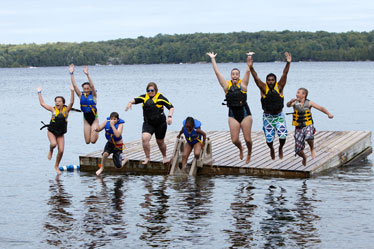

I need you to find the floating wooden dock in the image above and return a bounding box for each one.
[79,131,372,178]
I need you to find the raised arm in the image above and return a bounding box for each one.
[286,98,297,107]
[83,66,96,98]
[309,101,334,119]
[278,52,291,91]
[247,55,266,94]
[206,52,228,91]
[66,86,75,112]
[111,122,123,139]
[36,86,53,112]
[69,64,82,97]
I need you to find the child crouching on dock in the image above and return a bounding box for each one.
[287,88,334,166]
[94,112,128,175]
[177,117,207,172]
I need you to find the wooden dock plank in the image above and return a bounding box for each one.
[79,130,372,177]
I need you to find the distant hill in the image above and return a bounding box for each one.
[0,31,373,67]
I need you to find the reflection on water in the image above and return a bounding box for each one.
[44,175,76,247]
[226,182,257,248]
[40,170,374,248]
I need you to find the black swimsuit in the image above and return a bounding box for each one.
[228,103,251,123]
[84,112,97,126]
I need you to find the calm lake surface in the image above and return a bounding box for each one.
[0,62,373,248]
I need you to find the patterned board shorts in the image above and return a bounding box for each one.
[294,125,316,154]
[262,112,288,143]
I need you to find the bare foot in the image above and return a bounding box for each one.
[279,147,284,160]
[121,158,128,168]
[48,149,53,160]
[302,156,307,166]
[239,147,244,160]
[270,148,275,160]
[163,157,170,165]
[96,167,104,176]
[55,166,61,175]
[245,153,251,164]
[311,149,316,159]
[142,158,150,165]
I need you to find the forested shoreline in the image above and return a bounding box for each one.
[1,31,373,68]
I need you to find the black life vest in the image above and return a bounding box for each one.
[292,99,313,127]
[226,80,247,108]
[142,92,165,123]
[261,82,284,114]
[48,106,68,136]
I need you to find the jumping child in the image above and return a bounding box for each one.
[94,112,128,176]
[37,86,74,174]
[287,88,334,166]
[177,117,207,172]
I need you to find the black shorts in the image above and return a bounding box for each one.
[228,103,252,123]
[102,141,123,168]
[142,121,167,139]
[83,112,97,126]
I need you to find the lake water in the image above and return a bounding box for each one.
[0,62,373,248]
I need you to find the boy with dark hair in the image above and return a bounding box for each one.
[287,88,334,166]
[94,112,128,175]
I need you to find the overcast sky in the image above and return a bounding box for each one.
[1,0,373,44]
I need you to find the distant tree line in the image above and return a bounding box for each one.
[0,31,373,67]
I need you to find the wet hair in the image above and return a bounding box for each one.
[266,73,277,82]
[185,117,195,127]
[231,68,240,73]
[110,112,119,120]
[81,82,90,88]
[54,96,66,104]
[298,88,309,98]
[146,82,158,93]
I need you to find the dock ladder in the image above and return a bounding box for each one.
[169,137,213,176]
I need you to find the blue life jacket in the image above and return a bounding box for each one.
[80,91,97,114]
[105,117,125,142]
[183,119,202,145]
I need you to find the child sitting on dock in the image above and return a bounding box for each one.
[287,88,334,166]
[94,112,128,175]
[177,117,207,172]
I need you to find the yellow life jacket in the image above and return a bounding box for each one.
[142,92,166,123]
[261,82,284,113]
[292,99,313,127]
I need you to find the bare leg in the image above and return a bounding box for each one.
[142,132,152,164]
[266,142,275,160]
[83,119,91,144]
[279,138,286,160]
[193,142,202,159]
[47,131,57,160]
[307,139,316,159]
[297,150,307,166]
[228,117,243,160]
[96,152,109,176]
[181,143,193,170]
[90,118,99,144]
[241,116,253,164]
[156,138,169,164]
[122,157,128,167]
[54,135,65,174]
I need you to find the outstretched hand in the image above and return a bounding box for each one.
[285,52,292,63]
[69,64,75,74]
[247,55,253,68]
[69,85,74,91]
[206,52,217,59]
[83,66,89,75]
[36,86,42,92]
[125,102,132,111]
[328,114,334,119]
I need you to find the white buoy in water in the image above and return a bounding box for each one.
[59,165,80,172]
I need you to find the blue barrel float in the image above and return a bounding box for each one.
[59,165,80,172]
